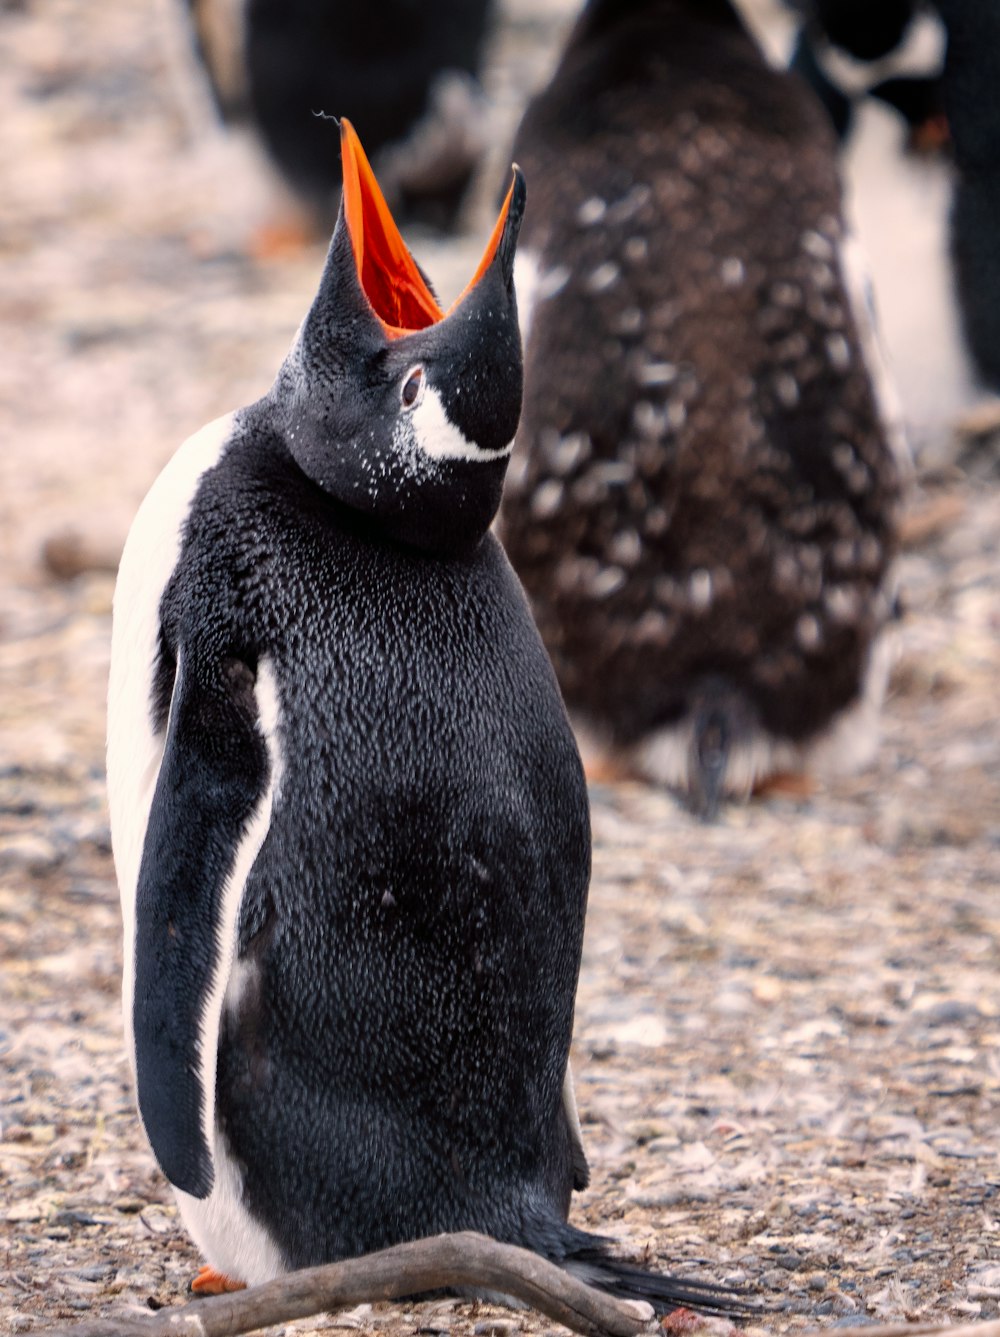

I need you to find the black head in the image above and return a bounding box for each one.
[270,119,526,554]
[809,0,917,63]
[566,0,745,48]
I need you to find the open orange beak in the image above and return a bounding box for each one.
[340,117,521,339]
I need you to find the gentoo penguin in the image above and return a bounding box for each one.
[106,121,736,1312]
[789,0,1000,403]
[787,0,949,149]
[499,0,903,816]
[178,0,495,229]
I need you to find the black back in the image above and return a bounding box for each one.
[155,417,589,1264]
[807,0,917,61]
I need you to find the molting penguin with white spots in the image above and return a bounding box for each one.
[499,0,904,817]
[106,120,738,1311]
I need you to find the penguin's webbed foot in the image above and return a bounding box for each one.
[191,1266,247,1295]
[752,770,815,801]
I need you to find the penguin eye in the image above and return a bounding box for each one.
[400,366,424,410]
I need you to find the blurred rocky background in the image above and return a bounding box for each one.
[1,0,997,1332]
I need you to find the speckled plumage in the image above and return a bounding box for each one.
[500,0,903,811]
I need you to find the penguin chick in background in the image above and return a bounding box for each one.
[177,0,494,231]
[106,121,737,1313]
[499,0,904,818]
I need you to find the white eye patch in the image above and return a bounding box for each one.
[408,384,513,462]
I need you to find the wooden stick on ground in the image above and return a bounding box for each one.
[805,1324,1000,1337]
[43,1232,658,1337]
[38,1233,1000,1337]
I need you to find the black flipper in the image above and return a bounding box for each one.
[132,648,272,1199]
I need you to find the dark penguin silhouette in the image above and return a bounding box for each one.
[789,0,1000,394]
[181,0,495,228]
[787,0,949,149]
[107,121,736,1310]
[499,0,903,816]
[935,0,1000,391]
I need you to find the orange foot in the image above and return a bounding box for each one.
[753,770,815,801]
[907,113,951,157]
[191,1266,247,1295]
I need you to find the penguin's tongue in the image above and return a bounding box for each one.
[340,118,516,338]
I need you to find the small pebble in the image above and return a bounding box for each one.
[112,1198,145,1213]
[76,1264,114,1282]
[0,833,62,874]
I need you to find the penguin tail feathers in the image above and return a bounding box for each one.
[563,1244,752,1319]
[530,1223,753,1320]
[687,678,755,822]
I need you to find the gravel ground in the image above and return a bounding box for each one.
[1,2,998,1335]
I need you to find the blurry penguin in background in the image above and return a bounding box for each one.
[781,3,965,453]
[788,0,1000,418]
[787,0,949,151]
[933,0,1000,395]
[499,0,904,818]
[175,0,495,232]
